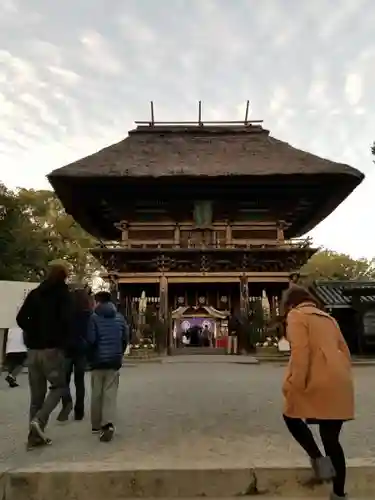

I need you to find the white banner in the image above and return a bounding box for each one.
[0,281,38,329]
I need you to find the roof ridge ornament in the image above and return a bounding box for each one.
[134,100,263,128]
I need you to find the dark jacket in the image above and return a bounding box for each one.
[87,302,129,370]
[16,279,73,350]
[66,308,92,358]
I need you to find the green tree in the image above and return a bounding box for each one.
[16,189,98,281]
[301,249,375,281]
[0,184,48,280]
[0,186,99,282]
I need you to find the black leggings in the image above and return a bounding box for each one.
[283,415,346,497]
[6,353,27,377]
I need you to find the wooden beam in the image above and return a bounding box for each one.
[126,221,279,230]
[134,120,263,125]
[244,100,250,124]
[277,225,284,242]
[158,275,171,353]
[159,276,168,321]
[225,224,232,247]
[114,277,160,283]
[112,272,291,284]
[174,224,180,247]
[230,239,279,246]
[231,222,278,228]
[150,101,155,125]
[129,223,176,230]
[127,239,175,246]
[104,271,291,278]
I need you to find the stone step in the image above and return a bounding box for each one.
[3,464,374,500]
[172,347,227,355]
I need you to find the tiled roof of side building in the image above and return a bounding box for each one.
[311,280,375,307]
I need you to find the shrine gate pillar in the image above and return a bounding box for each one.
[159,275,171,354]
[239,274,249,318]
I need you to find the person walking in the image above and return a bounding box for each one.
[87,291,129,442]
[57,288,93,422]
[16,260,73,449]
[4,326,27,388]
[281,285,354,500]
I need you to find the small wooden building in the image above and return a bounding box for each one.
[48,118,363,348]
[311,280,375,354]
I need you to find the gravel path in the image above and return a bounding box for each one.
[0,357,374,469]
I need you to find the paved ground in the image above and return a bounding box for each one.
[0,356,374,470]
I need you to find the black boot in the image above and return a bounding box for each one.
[74,407,84,421]
[6,375,19,388]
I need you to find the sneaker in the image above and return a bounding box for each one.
[311,456,335,481]
[26,428,52,451]
[57,402,73,422]
[29,419,49,441]
[330,493,348,499]
[92,428,101,434]
[100,424,114,442]
[5,375,19,388]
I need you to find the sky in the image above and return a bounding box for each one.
[0,0,374,259]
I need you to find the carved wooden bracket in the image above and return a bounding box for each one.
[114,220,129,244]
[114,220,128,231]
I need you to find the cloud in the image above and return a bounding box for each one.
[345,73,363,106]
[48,66,81,85]
[307,80,332,109]
[117,13,156,45]
[0,50,41,88]
[19,93,61,127]
[0,92,16,116]
[2,0,17,15]
[269,86,288,113]
[0,0,42,26]
[80,30,124,75]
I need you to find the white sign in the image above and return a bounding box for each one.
[6,326,26,353]
[278,337,291,353]
[0,281,39,329]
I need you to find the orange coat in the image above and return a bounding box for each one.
[283,302,354,420]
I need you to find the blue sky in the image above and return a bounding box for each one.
[0,0,374,258]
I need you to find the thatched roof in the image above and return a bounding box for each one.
[48,124,364,180]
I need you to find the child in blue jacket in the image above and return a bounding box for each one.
[87,291,129,442]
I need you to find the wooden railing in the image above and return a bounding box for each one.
[96,237,312,250]
[109,220,312,250]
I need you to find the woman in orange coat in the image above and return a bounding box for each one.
[282,286,354,500]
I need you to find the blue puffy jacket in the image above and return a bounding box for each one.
[87,302,129,370]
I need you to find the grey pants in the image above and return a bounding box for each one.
[91,370,119,428]
[28,349,66,429]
